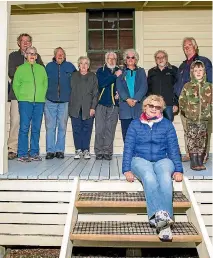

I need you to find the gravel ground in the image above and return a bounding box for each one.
[4,247,199,258]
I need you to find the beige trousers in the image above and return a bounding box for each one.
[8,100,20,153]
[180,113,211,154]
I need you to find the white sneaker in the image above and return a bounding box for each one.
[83,150,91,159]
[158,225,173,241]
[74,149,82,159]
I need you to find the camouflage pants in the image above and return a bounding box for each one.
[186,121,208,154]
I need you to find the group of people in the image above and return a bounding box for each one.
[7,33,212,241]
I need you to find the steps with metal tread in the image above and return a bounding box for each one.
[71,221,201,243]
[75,191,191,208]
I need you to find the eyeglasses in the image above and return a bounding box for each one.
[156,56,165,60]
[127,56,135,59]
[147,104,162,111]
[27,52,37,56]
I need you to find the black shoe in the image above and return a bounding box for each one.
[46,152,55,159]
[96,154,103,160]
[103,154,112,160]
[56,152,64,159]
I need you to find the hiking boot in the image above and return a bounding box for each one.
[30,155,42,161]
[74,149,82,159]
[96,154,103,160]
[56,152,64,159]
[46,152,55,159]
[8,152,17,160]
[83,150,91,159]
[103,154,112,160]
[17,156,31,163]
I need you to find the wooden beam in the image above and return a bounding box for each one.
[183,1,191,6]
[58,3,64,8]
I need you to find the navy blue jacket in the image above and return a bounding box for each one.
[116,67,148,119]
[45,59,76,102]
[122,118,183,173]
[174,54,212,97]
[96,64,119,106]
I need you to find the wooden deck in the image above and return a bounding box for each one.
[0,155,212,180]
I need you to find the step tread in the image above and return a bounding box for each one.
[76,191,190,208]
[71,221,201,243]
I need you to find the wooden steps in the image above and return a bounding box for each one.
[75,191,191,209]
[70,221,202,243]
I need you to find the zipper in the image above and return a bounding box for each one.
[31,64,36,102]
[198,83,201,123]
[58,64,61,100]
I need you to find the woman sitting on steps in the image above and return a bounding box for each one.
[122,95,183,241]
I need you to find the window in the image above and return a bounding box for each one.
[87,9,135,72]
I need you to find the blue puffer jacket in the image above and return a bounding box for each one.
[122,118,183,173]
[45,59,76,102]
[174,55,212,97]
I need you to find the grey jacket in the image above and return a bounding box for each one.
[69,71,98,120]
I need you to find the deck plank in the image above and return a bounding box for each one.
[58,159,81,180]
[117,156,126,180]
[99,160,110,180]
[79,157,96,180]
[38,157,69,179]
[48,157,75,179]
[89,159,103,180]
[69,159,89,179]
[109,156,120,180]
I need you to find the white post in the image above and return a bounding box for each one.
[0,1,10,174]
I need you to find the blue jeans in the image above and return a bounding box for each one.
[18,101,44,157]
[131,157,175,220]
[121,118,133,142]
[163,106,174,122]
[44,100,68,153]
[71,114,94,151]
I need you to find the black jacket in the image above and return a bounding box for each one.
[8,49,44,100]
[69,71,98,120]
[147,64,178,106]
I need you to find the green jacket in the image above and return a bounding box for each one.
[13,62,48,103]
[179,60,212,122]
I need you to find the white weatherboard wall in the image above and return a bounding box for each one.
[8,9,212,154]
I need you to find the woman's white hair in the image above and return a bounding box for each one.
[123,48,139,65]
[105,51,117,63]
[54,47,66,58]
[77,56,90,68]
[182,37,198,53]
[26,46,37,54]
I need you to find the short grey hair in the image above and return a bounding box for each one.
[77,56,90,68]
[123,49,139,65]
[105,51,117,63]
[154,50,168,62]
[26,46,37,54]
[182,37,198,53]
[54,47,66,58]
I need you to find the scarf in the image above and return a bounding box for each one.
[140,112,163,122]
